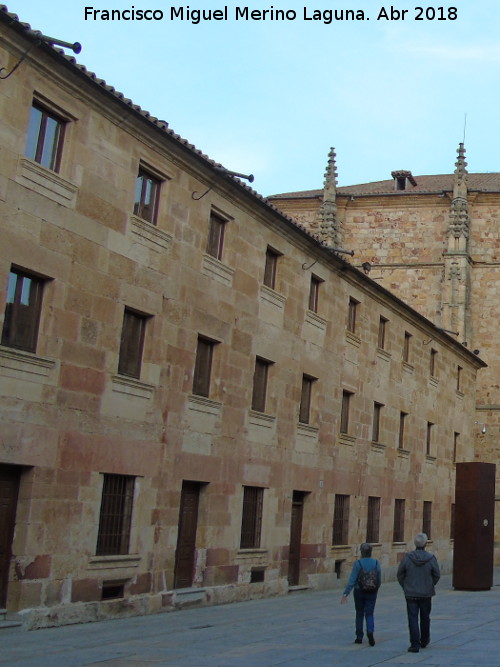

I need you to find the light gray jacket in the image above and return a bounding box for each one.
[397,548,440,598]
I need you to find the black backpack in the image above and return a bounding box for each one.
[357,563,378,592]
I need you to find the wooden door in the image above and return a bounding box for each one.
[173,481,201,589]
[0,465,20,607]
[288,491,305,586]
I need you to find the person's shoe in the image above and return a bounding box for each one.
[408,646,420,653]
[368,633,375,646]
[420,639,429,648]
[354,638,362,644]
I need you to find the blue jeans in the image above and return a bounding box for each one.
[406,597,432,648]
[353,588,377,638]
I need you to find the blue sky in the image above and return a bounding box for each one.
[10,1,500,196]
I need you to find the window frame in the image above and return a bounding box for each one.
[308,274,322,314]
[25,101,65,172]
[251,356,273,413]
[423,500,432,539]
[118,308,148,379]
[403,331,412,363]
[332,494,350,546]
[378,315,388,350]
[96,473,135,556]
[393,498,405,542]
[263,246,281,290]
[366,496,381,543]
[206,210,227,261]
[426,421,434,456]
[430,348,437,377]
[299,374,316,425]
[240,486,264,549]
[347,297,358,334]
[372,402,383,443]
[340,390,353,434]
[398,411,407,450]
[1,267,45,353]
[134,167,161,224]
[193,335,217,398]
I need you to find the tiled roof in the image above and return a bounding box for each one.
[269,173,500,199]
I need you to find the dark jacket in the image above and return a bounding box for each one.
[397,548,440,598]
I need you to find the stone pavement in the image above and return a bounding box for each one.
[2,571,500,666]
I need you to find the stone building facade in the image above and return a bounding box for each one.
[269,149,500,503]
[0,7,486,627]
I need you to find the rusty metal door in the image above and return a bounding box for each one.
[288,491,305,586]
[173,481,200,589]
[0,465,20,607]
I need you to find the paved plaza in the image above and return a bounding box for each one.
[2,571,500,666]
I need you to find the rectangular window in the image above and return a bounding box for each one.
[332,494,350,546]
[340,390,353,434]
[347,298,358,334]
[398,412,407,450]
[430,348,437,377]
[403,331,412,363]
[457,366,462,392]
[263,246,280,290]
[423,501,432,539]
[118,308,147,379]
[372,402,383,443]
[193,336,216,398]
[308,274,322,313]
[426,422,434,456]
[378,316,388,350]
[367,496,380,543]
[25,102,65,172]
[134,168,161,224]
[393,499,405,542]
[252,357,272,413]
[453,432,459,463]
[1,268,44,353]
[299,374,316,424]
[206,211,226,260]
[96,474,135,556]
[240,486,264,549]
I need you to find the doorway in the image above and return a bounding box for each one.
[288,490,306,586]
[0,465,20,608]
[173,481,202,589]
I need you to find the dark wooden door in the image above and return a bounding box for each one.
[0,465,20,607]
[288,491,305,586]
[173,481,200,589]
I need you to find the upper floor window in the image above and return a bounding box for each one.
[206,211,227,260]
[453,431,459,463]
[118,308,148,379]
[263,246,281,290]
[240,486,264,549]
[430,348,437,377]
[96,474,135,556]
[299,374,316,424]
[25,103,65,172]
[423,500,432,539]
[426,421,434,456]
[340,390,353,434]
[378,316,388,350]
[372,402,383,443]
[398,412,407,449]
[134,168,161,224]
[193,336,217,398]
[308,274,323,313]
[403,331,412,363]
[347,297,358,334]
[252,356,273,413]
[1,268,45,353]
[456,365,462,392]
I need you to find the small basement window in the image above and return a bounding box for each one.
[101,581,125,600]
[250,567,265,584]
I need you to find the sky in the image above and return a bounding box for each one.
[8,1,500,196]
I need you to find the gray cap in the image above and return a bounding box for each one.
[414,533,428,548]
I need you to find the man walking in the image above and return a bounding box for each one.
[397,533,440,653]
